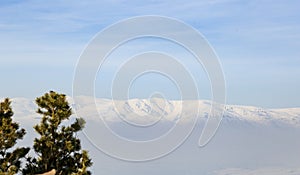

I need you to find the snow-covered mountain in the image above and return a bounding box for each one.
[8,96,300,127]
[3,96,300,175]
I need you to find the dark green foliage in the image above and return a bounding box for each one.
[0,98,30,174]
[23,91,92,175]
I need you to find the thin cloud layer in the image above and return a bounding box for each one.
[214,167,300,175]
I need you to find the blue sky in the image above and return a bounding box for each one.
[0,0,300,108]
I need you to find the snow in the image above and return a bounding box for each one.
[5,96,300,127]
[2,96,300,174]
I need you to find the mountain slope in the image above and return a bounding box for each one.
[4,96,300,127]
[2,96,300,175]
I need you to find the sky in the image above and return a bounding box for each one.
[0,0,300,108]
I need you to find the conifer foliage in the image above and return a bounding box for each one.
[23,91,92,175]
[0,98,29,174]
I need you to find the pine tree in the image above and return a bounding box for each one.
[23,91,92,175]
[0,98,30,174]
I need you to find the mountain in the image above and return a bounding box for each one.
[8,96,300,127]
[3,96,300,175]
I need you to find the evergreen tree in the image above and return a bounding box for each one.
[0,98,30,174]
[23,91,92,175]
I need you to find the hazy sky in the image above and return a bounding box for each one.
[1,0,300,108]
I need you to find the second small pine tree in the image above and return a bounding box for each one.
[23,91,92,174]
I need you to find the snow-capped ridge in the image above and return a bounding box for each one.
[4,96,300,127]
